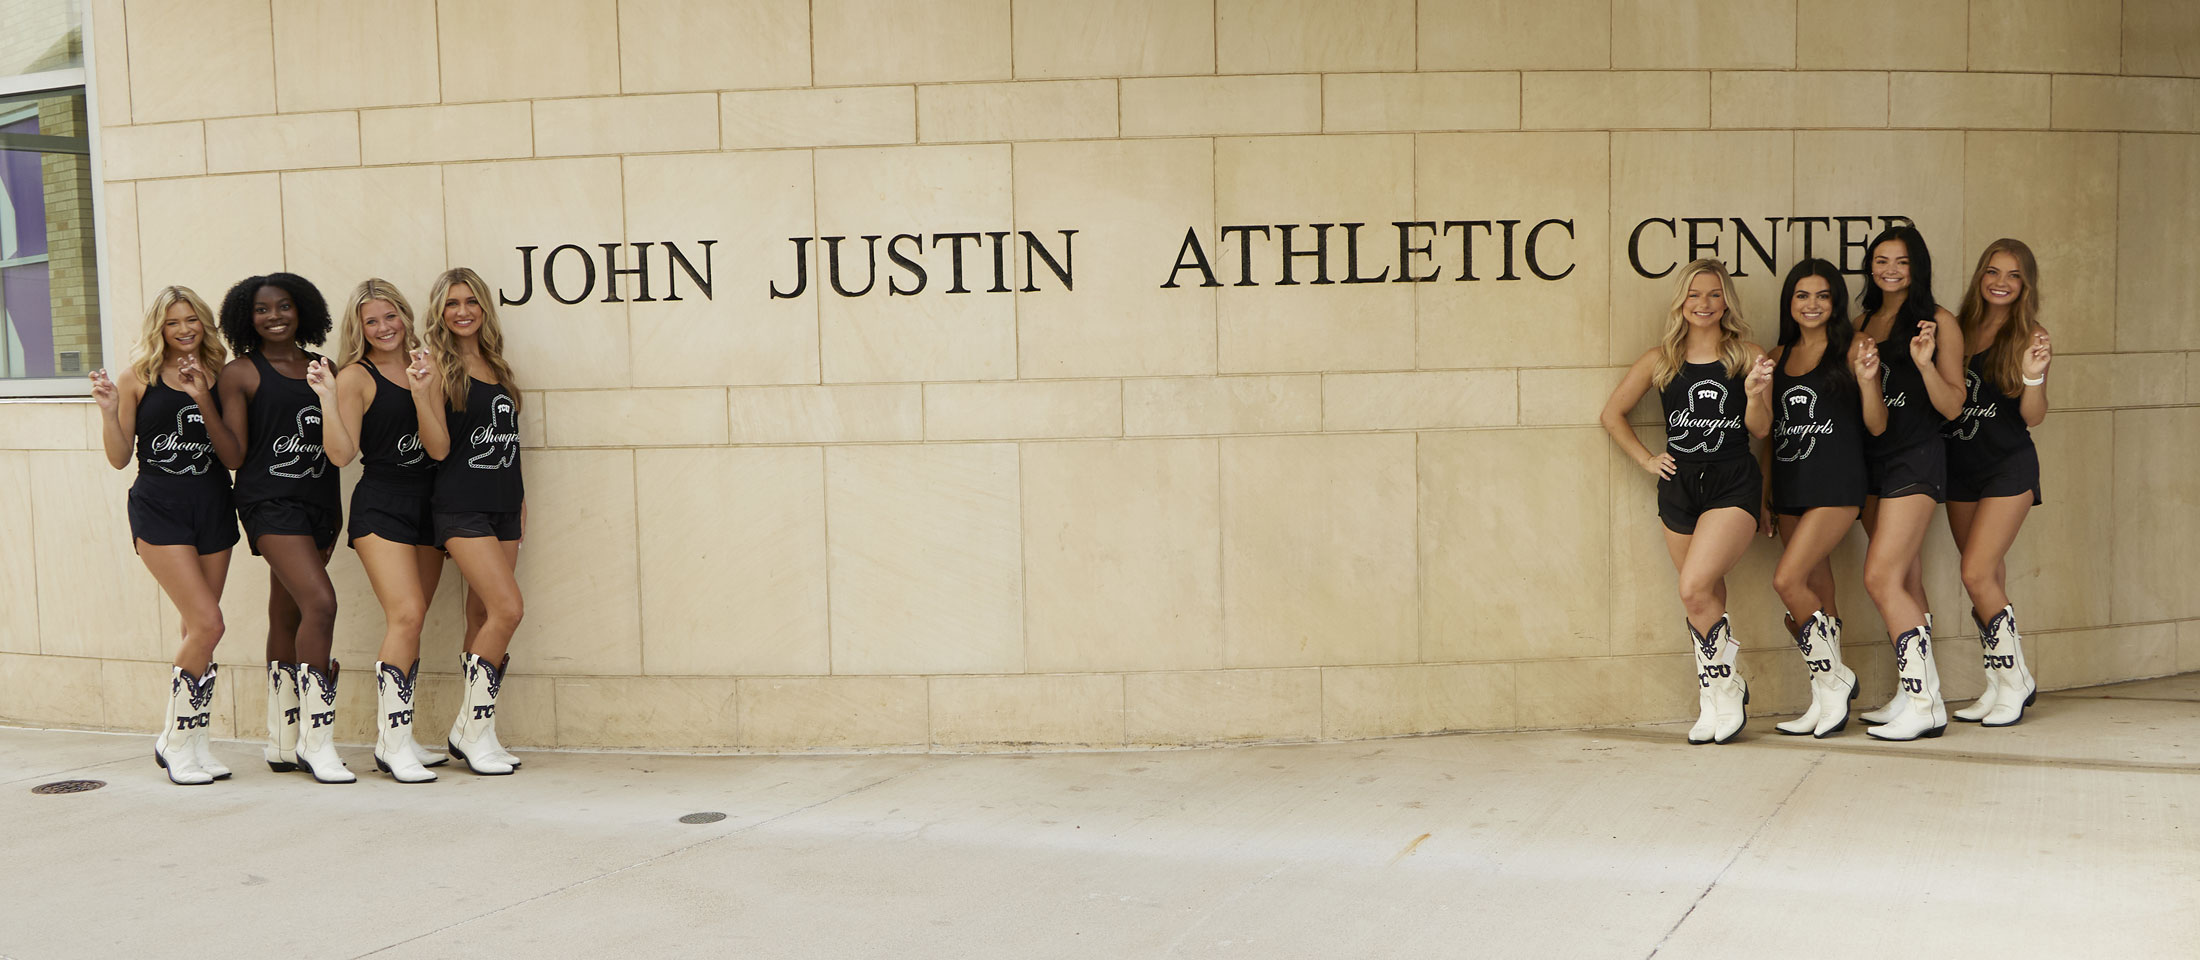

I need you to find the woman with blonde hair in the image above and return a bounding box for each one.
[423,267,525,775]
[1942,239,2051,726]
[90,286,243,785]
[1602,259,1774,744]
[332,279,451,781]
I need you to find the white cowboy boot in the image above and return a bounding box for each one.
[1810,613,1858,738]
[373,661,435,783]
[1867,625,1947,741]
[154,666,213,785]
[263,661,299,772]
[1977,605,2036,727]
[448,652,514,776]
[293,661,356,784]
[185,664,229,779]
[1686,619,1719,744]
[1955,609,2004,723]
[1775,614,1825,736]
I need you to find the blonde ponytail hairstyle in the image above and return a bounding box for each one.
[333,278,421,371]
[131,286,228,389]
[422,267,519,414]
[1651,259,1753,389]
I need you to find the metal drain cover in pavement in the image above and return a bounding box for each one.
[31,780,106,795]
[678,812,727,824]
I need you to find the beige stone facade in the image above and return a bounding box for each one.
[3,0,2198,750]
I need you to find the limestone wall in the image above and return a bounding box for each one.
[2,0,2197,751]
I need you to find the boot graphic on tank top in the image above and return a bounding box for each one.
[1948,369,1991,442]
[1775,385,1830,463]
[145,404,213,475]
[1667,378,1739,455]
[467,394,520,470]
[267,407,327,479]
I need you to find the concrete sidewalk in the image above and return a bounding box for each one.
[5,675,2197,960]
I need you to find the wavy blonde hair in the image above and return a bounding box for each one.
[130,286,228,389]
[333,278,421,370]
[423,267,519,414]
[1956,238,2042,396]
[1651,259,1753,389]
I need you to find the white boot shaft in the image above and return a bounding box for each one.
[1685,620,1721,744]
[1808,614,1857,738]
[1867,626,1947,741]
[450,653,514,775]
[263,662,299,772]
[1705,616,1748,744]
[1775,614,1826,736]
[374,661,436,783]
[186,664,230,779]
[155,667,213,785]
[1978,605,2036,727]
[294,662,356,784]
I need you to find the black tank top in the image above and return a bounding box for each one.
[131,378,227,491]
[433,378,523,513]
[1772,347,1867,507]
[232,351,340,507]
[1865,322,1947,456]
[1661,360,1751,462]
[356,361,434,492]
[1944,353,2033,466]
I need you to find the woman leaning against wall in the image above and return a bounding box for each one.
[1761,258,1882,738]
[332,280,452,782]
[1853,227,1967,741]
[1942,239,2052,727]
[423,267,527,776]
[1601,259,1774,745]
[216,272,358,783]
[90,286,242,785]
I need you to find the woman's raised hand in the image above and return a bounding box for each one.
[1851,334,1880,381]
[1744,355,1775,398]
[305,357,337,398]
[2022,328,2053,380]
[1909,320,1938,367]
[89,369,118,411]
[404,348,437,392]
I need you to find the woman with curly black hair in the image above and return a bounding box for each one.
[215,272,360,784]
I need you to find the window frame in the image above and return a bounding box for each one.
[0,17,113,399]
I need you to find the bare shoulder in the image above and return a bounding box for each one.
[1932,305,1959,326]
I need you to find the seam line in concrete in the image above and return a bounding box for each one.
[347,762,931,959]
[1643,754,1822,959]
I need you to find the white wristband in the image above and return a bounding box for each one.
[2022,374,2046,386]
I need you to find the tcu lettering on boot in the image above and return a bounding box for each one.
[387,709,413,729]
[1984,655,2016,669]
[284,706,301,724]
[174,714,210,730]
[1807,658,1832,673]
[310,710,334,729]
[472,704,496,720]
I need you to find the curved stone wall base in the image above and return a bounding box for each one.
[5,621,2188,752]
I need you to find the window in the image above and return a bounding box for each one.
[1,0,103,393]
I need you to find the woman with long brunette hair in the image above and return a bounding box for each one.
[90,286,242,784]
[424,267,526,775]
[1763,258,1884,738]
[1944,239,2051,726]
[1601,259,1773,744]
[1854,226,1968,741]
[332,279,451,781]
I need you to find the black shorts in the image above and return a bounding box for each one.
[348,483,436,548]
[237,497,342,555]
[1947,443,2043,505]
[1657,457,1762,535]
[433,510,521,549]
[128,485,239,556]
[1867,440,1946,502]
